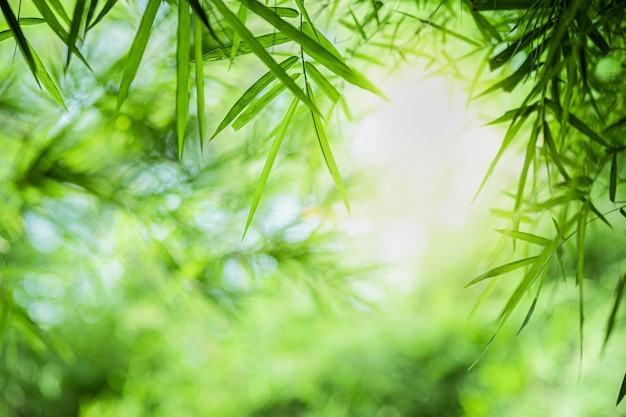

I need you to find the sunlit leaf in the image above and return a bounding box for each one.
[465,256,540,287]
[495,230,552,246]
[202,33,291,62]
[243,97,299,238]
[211,56,299,139]
[117,0,161,111]
[304,62,340,103]
[307,81,350,212]
[194,15,205,152]
[176,0,191,157]
[66,0,86,69]
[87,0,118,30]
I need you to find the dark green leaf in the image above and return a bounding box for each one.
[87,0,118,30]
[176,0,191,157]
[66,0,86,69]
[194,15,205,152]
[617,373,626,406]
[610,153,618,202]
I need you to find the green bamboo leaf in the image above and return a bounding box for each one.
[0,0,37,81]
[465,256,540,288]
[617,373,626,406]
[66,0,86,69]
[211,55,299,139]
[495,230,552,246]
[270,7,299,18]
[301,21,343,62]
[604,273,626,349]
[47,0,71,24]
[87,0,118,30]
[471,0,536,10]
[232,73,300,131]
[243,97,299,238]
[117,0,161,111]
[304,62,340,103]
[32,0,92,69]
[194,15,205,152]
[576,205,588,361]
[28,41,67,110]
[211,0,315,112]
[307,81,350,212]
[543,120,570,180]
[517,296,538,335]
[242,0,386,98]
[176,0,191,158]
[512,118,540,231]
[0,18,45,42]
[621,208,626,218]
[610,153,618,203]
[545,99,609,147]
[202,33,291,62]
[229,3,248,63]
[85,0,99,33]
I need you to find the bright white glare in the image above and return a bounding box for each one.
[351,69,503,289]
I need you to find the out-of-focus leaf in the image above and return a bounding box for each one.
[243,97,299,238]
[471,0,536,10]
[243,0,386,99]
[202,33,291,62]
[117,0,161,111]
[307,81,350,212]
[610,153,617,202]
[465,256,539,287]
[211,56,299,139]
[546,99,609,147]
[211,0,315,113]
[176,0,191,157]
[304,62,340,103]
[496,230,552,246]
[604,273,626,349]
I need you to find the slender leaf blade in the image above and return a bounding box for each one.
[466,256,540,287]
[194,15,205,152]
[495,230,552,246]
[176,0,191,158]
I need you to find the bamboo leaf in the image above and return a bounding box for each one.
[610,153,617,203]
[47,0,71,25]
[66,0,86,69]
[202,33,291,62]
[176,0,191,158]
[194,15,205,152]
[28,42,68,110]
[0,0,38,83]
[270,7,299,18]
[87,0,118,30]
[495,229,552,246]
[617,373,626,406]
[117,0,161,111]
[517,296,538,335]
[32,0,92,69]
[546,99,609,147]
[242,0,386,98]
[232,73,300,131]
[307,81,350,212]
[304,62,340,103]
[211,0,315,112]
[604,273,626,349]
[465,256,540,287]
[243,97,299,238]
[301,21,343,62]
[211,55,299,139]
[229,3,248,63]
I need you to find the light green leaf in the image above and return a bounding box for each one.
[211,0,315,113]
[495,230,552,246]
[604,273,626,349]
[465,256,540,287]
[202,33,291,62]
[117,0,161,111]
[242,0,386,99]
[194,15,205,152]
[87,0,118,30]
[243,97,299,238]
[232,73,301,131]
[306,81,350,212]
[270,7,299,18]
[304,62,340,103]
[176,0,191,158]
[211,56,299,139]
[230,3,248,63]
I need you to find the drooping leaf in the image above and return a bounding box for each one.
[0,0,37,82]
[617,373,626,406]
[465,256,540,287]
[495,229,552,246]
[304,62,340,103]
[604,273,626,349]
[66,0,86,69]
[176,0,191,158]
[232,73,301,131]
[306,81,350,212]
[229,3,248,64]
[28,41,67,110]
[242,0,386,98]
[117,0,161,111]
[243,97,299,238]
[301,21,343,62]
[610,153,618,203]
[202,33,291,62]
[211,56,299,139]
[269,7,299,18]
[517,296,538,335]
[211,0,316,112]
[87,0,118,30]
[546,99,610,147]
[194,15,205,152]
